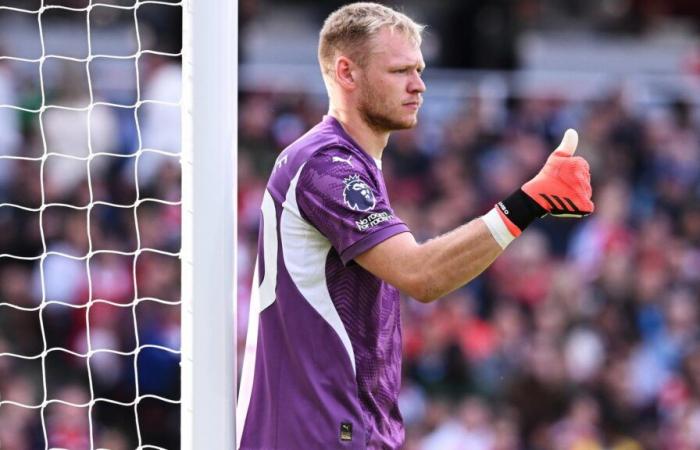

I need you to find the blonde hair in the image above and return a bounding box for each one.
[318,2,424,77]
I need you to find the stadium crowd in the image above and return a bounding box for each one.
[2,1,700,449]
[238,84,700,449]
[3,59,700,450]
[0,52,182,448]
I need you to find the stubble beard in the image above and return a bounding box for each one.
[358,85,417,133]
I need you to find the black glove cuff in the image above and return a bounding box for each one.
[498,189,547,231]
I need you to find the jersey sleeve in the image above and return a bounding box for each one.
[295,147,410,265]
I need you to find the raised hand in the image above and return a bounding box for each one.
[521,129,594,218]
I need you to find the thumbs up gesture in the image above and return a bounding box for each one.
[521,129,594,217]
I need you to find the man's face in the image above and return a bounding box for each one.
[356,28,426,132]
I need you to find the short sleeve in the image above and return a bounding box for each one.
[295,147,410,265]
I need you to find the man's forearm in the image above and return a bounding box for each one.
[355,217,503,303]
[408,217,503,302]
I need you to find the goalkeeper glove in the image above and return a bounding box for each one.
[483,129,594,248]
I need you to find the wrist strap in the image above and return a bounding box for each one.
[482,189,546,249]
[498,188,546,231]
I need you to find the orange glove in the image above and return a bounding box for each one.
[521,129,594,218]
[483,129,594,248]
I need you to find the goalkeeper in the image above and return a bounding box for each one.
[237,2,594,449]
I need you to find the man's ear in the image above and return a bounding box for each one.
[335,56,358,91]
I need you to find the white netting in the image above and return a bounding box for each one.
[0,1,183,448]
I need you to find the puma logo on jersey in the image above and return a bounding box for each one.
[332,155,353,167]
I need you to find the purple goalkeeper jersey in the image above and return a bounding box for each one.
[237,115,410,449]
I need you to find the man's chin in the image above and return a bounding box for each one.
[386,113,419,131]
[361,109,419,132]
[394,116,418,130]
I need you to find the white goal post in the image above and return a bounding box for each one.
[181,0,237,448]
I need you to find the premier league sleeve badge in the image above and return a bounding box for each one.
[342,174,377,212]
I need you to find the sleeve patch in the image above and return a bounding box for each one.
[342,174,376,212]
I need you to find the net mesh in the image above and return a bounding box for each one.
[0,1,182,448]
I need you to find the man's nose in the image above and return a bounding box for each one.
[409,72,426,94]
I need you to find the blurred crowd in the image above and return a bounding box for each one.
[2,1,700,449]
[0,12,182,450]
[238,84,700,449]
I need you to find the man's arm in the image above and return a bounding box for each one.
[355,129,593,303]
[355,218,502,303]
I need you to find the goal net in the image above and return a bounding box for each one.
[0,1,186,448]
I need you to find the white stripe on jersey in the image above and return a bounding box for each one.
[237,257,260,449]
[281,164,356,374]
[260,190,279,311]
[236,189,277,448]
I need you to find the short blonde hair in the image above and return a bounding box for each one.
[318,2,424,77]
